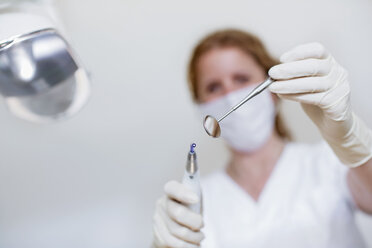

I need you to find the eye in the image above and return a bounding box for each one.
[205,81,222,94]
[233,74,251,85]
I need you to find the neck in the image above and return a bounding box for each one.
[226,132,285,197]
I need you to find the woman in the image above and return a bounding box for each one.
[152,29,372,248]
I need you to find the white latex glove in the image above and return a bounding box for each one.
[269,42,372,167]
[152,180,204,248]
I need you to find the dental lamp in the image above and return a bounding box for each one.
[0,0,90,123]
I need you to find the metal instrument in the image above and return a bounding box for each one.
[182,143,202,214]
[203,77,274,137]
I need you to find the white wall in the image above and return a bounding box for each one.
[0,0,371,247]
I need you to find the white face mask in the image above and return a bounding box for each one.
[198,84,276,153]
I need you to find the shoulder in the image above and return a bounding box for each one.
[200,170,237,205]
[284,141,348,181]
[200,170,226,192]
[285,141,345,169]
[285,141,353,205]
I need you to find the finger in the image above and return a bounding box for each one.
[269,76,332,94]
[269,58,331,80]
[154,211,200,248]
[275,92,323,106]
[164,180,199,204]
[161,207,205,244]
[280,42,329,63]
[166,198,204,231]
[169,222,204,245]
[153,211,170,246]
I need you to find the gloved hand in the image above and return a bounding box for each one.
[268,42,372,167]
[152,180,204,248]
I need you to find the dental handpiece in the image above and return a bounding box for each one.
[182,143,202,214]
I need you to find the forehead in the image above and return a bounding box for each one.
[196,47,257,78]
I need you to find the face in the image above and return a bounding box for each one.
[196,47,267,103]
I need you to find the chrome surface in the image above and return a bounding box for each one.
[203,77,274,138]
[0,28,90,122]
[186,152,198,175]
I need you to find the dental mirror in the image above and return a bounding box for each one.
[203,77,274,138]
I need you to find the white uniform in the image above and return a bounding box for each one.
[201,142,366,248]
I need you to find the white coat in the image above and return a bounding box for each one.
[201,142,366,248]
